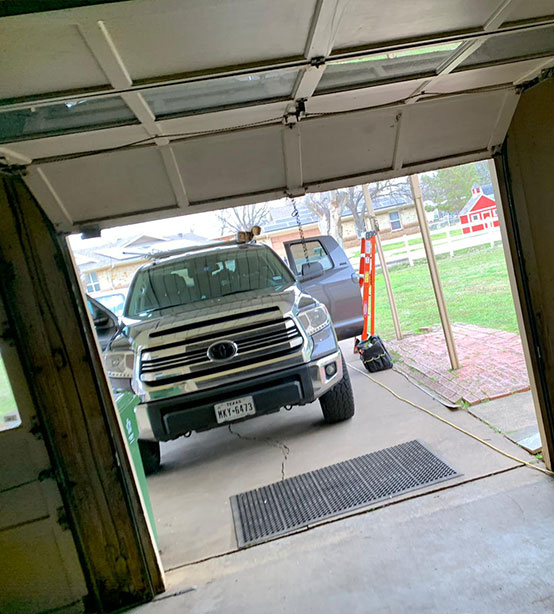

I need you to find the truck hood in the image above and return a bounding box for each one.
[114,284,316,347]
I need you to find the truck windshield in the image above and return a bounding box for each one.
[125,246,294,318]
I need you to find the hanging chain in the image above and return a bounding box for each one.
[290,197,310,266]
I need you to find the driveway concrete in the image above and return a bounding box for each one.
[147,343,538,571]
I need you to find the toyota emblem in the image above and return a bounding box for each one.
[207,340,238,362]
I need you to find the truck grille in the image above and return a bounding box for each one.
[140,316,304,386]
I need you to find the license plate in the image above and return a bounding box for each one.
[214,396,256,424]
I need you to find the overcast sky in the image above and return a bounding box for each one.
[67,197,289,251]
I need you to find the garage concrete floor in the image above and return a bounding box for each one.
[138,466,554,614]
[147,342,543,572]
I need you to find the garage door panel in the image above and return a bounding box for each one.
[173,125,285,202]
[40,148,176,223]
[333,0,500,51]
[433,60,553,94]
[1,519,87,613]
[505,0,554,22]
[402,91,510,165]
[0,24,108,98]
[157,101,289,137]
[301,108,398,184]
[3,124,151,161]
[308,80,426,114]
[105,0,317,80]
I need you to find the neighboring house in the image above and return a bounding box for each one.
[258,195,419,257]
[258,203,325,257]
[73,232,209,308]
[372,197,419,241]
[459,183,498,234]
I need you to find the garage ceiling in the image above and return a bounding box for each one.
[1,0,553,232]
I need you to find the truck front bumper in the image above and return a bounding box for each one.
[135,350,342,442]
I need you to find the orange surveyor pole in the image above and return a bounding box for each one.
[359,231,376,341]
[370,233,376,337]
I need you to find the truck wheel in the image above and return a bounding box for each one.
[319,357,355,424]
[138,439,161,475]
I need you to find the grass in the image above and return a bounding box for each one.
[0,357,19,430]
[374,244,519,340]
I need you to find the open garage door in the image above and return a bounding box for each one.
[2,1,554,612]
[1,0,554,232]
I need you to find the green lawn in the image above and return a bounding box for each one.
[0,357,19,430]
[374,244,519,340]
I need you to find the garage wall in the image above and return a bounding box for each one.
[0,304,88,614]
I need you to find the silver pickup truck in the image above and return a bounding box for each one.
[96,235,363,473]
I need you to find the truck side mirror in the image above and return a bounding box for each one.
[301,261,324,280]
[93,314,111,328]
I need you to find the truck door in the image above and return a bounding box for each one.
[284,236,363,340]
[86,295,119,351]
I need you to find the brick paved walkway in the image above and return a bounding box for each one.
[386,323,530,406]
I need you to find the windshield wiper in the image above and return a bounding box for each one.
[140,303,187,315]
[220,288,257,297]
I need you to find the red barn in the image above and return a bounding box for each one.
[459,183,499,234]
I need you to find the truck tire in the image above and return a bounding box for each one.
[319,357,355,423]
[139,439,161,475]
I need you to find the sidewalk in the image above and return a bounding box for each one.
[387,323,530,406]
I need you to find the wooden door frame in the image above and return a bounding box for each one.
[0,173,165,611]
[492,76,554,470]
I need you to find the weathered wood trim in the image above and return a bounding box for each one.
[493,76,554,469]
[0,175,164,611]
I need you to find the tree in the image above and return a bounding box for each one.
[304,178,414,242]
[216,203,270,235]
[341,178,412,236]
[304,190,345,243]
[420,161,491,214]
[341,186,365,236]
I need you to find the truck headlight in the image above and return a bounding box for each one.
[298,305,331,336]
[105,351,135,379]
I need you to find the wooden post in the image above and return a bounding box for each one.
[410,174,460,370]
[362,184,402,339]
[0,174,165,611]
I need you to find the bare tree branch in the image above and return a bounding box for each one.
[216,203,271,235]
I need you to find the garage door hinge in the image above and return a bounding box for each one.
[38,467,55,482]
[29,416,44,440]
[56,506,70,531]
[283,100,306,125]
[310,56,325,68]
[517,66,554,94]
[0,162,27,177]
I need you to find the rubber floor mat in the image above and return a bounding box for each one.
[231,439,459,548]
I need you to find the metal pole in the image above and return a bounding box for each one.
[362,184,403,340]
[409,174,460,370]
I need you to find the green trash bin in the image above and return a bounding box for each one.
[116,392,158,546]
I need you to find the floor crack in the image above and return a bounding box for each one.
[228,424,290,480]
